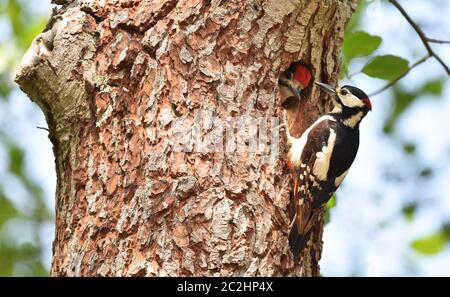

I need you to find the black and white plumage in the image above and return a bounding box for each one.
[287,82,372,261]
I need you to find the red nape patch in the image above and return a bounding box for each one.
[293,63,312,88]
[363,97,372,111]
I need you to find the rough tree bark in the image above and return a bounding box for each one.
[16,0,356,276]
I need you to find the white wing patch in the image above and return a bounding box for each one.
[288,115,335,169]
[334,169,349,187]
[312,128,336,181]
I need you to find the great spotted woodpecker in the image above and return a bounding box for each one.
[278,62,312,136]
[278,64,372,261]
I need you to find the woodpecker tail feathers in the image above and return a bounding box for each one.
[288,222,313,262]
[288,204,322,262]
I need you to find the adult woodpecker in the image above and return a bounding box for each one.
[278,66,372,261]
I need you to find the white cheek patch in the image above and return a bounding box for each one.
[313,128,336,181]
[340,93,365,108]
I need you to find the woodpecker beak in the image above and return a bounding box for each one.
[290,86,302,100]
[278,76,302,101]
[315,82,336,95]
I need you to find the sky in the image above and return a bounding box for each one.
[3,0,450,276]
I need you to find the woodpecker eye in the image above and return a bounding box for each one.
[286,72,293,80]
[340,89,349,96]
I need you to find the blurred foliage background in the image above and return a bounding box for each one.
[0,0,449,276]
[0,0,51,276]
[338,0,448,257]
[323,0,450,276]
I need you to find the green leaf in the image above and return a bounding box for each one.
[6,0,47,50]
[383,87,417,134]
[403,143,416,155]
[419,168,433,178]
[421,79,444,96]
[324,195,337,225]
[343,31,382,60]
[17,18,47,50]
[339,0,368,79]
[362,55,409,80]
[0,193,19,227]
[6,0,22,37]
[0,72,12,99]
[411,231,449,256]
[402,202,418,222]
[383,77,444,134]
[327,195,337,210]
[8,143,25,177]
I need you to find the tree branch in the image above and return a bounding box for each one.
[369,1,450,97]
[426,38,450,45]
[369,55,430,97]
[389,0,450,76]
[36,126,50,132]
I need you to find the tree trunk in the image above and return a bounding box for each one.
[15,0,356,276]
